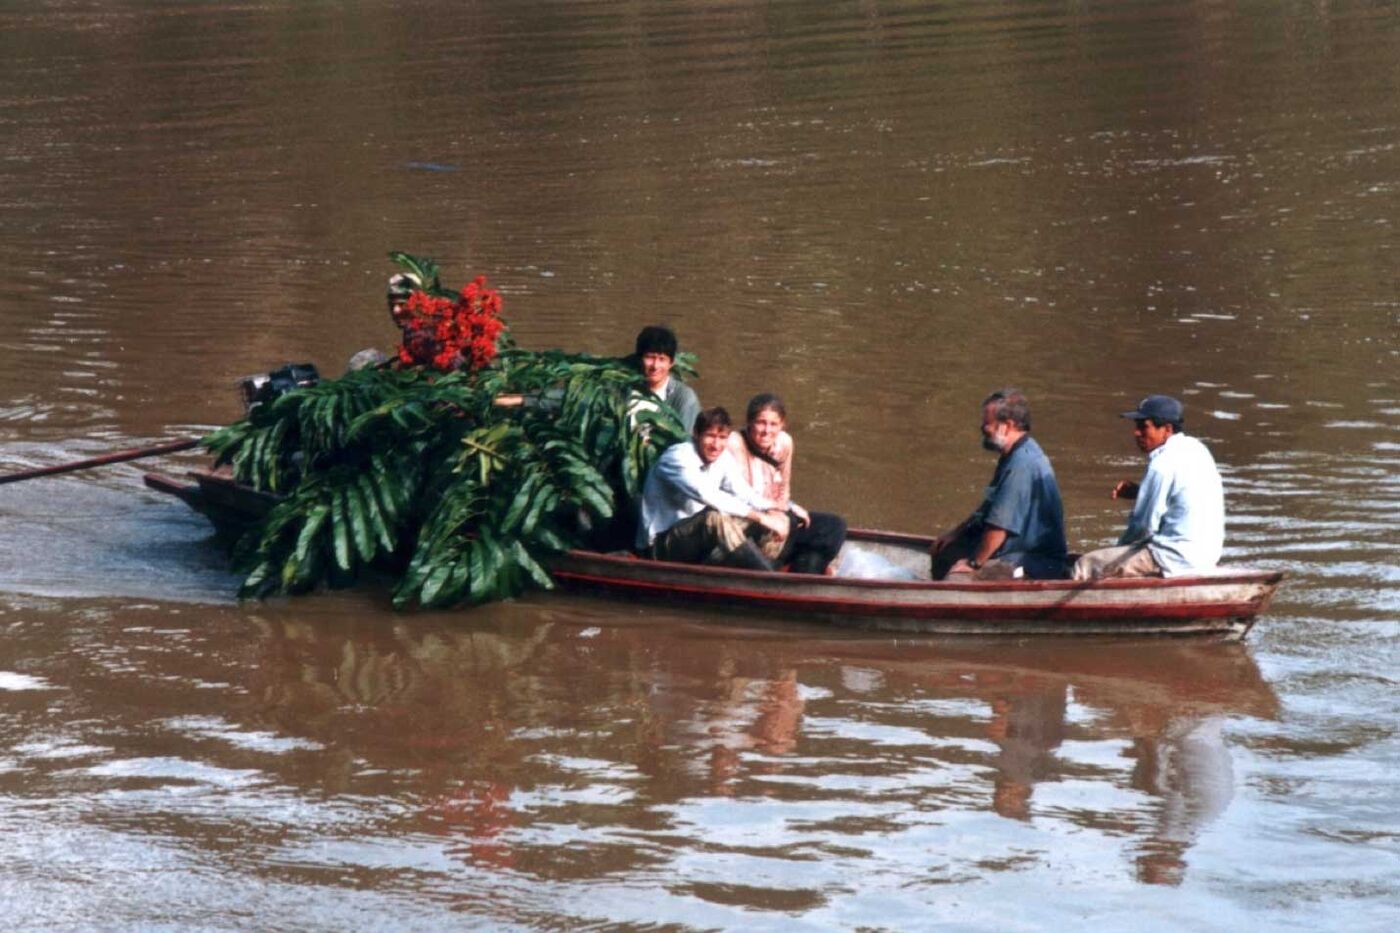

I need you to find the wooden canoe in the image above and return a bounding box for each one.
[143,469,1282,639]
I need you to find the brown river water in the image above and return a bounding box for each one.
[1,1,1397,929]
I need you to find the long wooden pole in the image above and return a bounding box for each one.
[0,438,201,486]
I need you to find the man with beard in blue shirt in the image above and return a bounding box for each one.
[929,389,1069,580]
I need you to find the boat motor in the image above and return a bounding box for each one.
[237,363,321,414]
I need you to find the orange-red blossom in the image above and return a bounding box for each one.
[395,276,505,372]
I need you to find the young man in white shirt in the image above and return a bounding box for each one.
[637,407,789,570]
[1072,395,1225,580]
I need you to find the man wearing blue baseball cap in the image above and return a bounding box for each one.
[1071,394,1224,580]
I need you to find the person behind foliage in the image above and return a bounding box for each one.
[627,325,700,434]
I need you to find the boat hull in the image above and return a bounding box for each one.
[144,470,1281,638]
[548,546,1278,638]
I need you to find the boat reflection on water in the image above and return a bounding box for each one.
[1129,717,1237,886]
[238,608,1279,888]
[873,640,1277,887]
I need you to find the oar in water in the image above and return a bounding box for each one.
[0,438,201,486]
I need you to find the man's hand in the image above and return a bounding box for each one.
[947,558,976,575]
[1112,480,1140,501]
[790,503,811,528]
[755,510,789,540]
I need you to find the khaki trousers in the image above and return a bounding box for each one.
[652,509,754,564]
[1071,544,1162,581]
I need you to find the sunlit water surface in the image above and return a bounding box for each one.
[1,1,1397,929]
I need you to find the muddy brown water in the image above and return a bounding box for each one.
[1,1,1397,929]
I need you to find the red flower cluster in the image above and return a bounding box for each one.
[395,276,505,372]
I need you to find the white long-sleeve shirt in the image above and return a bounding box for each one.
[1120,432,1225,575]
[636,441,773,550]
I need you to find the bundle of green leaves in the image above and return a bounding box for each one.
[203,254,692,608]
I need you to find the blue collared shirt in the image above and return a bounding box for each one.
[1120,432,1225,575]
[975,435,1068,579]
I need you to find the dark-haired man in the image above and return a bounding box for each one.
[495,324,699,423]
[929,388,1068,580]
[637,407,789,570]
[631,325,700,433]
[1072,395,1223,580]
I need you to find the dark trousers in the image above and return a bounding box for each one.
[929,525,1068,580]
[777,511,847,574]
[929,525,981,580]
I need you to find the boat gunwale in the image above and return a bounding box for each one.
[558,536,1285,594]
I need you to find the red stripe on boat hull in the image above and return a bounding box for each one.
[550,570,1264,636]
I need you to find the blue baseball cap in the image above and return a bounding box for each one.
[1121,394,1184,423]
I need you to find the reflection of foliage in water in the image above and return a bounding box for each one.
[248,615,555,726]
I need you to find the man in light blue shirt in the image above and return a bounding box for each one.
[637,407,789,570]
[1072,395,1225,580]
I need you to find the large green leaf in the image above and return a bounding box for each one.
[345,482,375,563]
[331,487,353,572]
